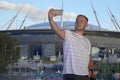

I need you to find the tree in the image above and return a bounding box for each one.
[0,33,20,73]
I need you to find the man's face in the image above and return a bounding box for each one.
[75,16,88,31]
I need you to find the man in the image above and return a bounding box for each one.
[48,8,93,80]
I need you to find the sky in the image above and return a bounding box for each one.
[0,0,120,31]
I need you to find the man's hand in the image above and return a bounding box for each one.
[48,9,62,20]
[88,70,93,78]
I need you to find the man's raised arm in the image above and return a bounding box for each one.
[48,9,65,40]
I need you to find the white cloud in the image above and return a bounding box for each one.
[0,1,77,22]
[0,1,16,10]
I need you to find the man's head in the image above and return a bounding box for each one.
[75,14,88,31]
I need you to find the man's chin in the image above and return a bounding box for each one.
[75,28,85,31]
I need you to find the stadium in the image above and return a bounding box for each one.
[1,21,120,59]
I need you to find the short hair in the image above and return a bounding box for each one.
[76,14,88,22]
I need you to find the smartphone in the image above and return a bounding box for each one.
[56,9,63,16]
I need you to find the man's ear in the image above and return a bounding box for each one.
[85,23,88,28]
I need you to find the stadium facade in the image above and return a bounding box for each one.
[1,21,120,59]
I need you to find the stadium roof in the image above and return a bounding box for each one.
[27,21,105,30]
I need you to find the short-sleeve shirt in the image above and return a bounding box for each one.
[62,30,91,75]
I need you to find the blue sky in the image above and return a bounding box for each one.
[0,0,120,31]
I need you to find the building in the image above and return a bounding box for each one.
[0,21,120,59]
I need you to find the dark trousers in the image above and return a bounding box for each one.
[63,74,89,80]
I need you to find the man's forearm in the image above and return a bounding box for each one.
[49,19,60,32]
[88,55,94,69]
